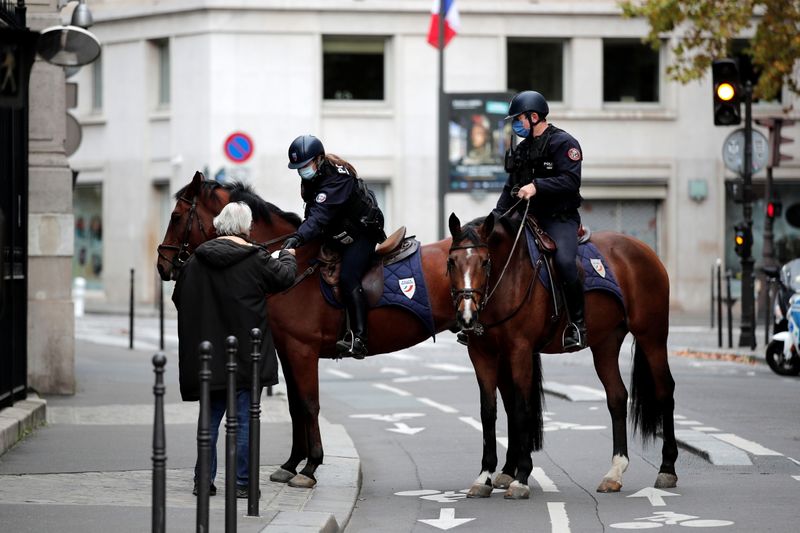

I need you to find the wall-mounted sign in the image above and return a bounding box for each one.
[223,131,254,164]
[447,93,513,192]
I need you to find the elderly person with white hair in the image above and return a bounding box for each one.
[172,201,297,498]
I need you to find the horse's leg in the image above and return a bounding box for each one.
[493,372,518,490]
[287,354,323,489]
[633,334,678,488]
[270,354,309,483]
[466,346,499,498]
[504,347,535,500]
[591,326,631,493]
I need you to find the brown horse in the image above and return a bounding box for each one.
[446,212,677,499]
[156,172,459,488]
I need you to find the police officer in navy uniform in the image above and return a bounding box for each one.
[495,90,587,350]
[283,135,385,359]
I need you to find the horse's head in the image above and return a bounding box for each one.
[447,212,495,331]
[156,171,227,281]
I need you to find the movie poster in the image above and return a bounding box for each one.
[448,93,513,192]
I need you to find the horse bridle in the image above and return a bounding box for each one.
[447,243,492,314]
[156,194,210,272]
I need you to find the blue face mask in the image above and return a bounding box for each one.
[298,164,316,180]
[512,119,530,138]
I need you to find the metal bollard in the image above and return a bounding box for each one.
[717,262,723,348]
[129,268,135,349]
[152,353,167,533]
[726,271,734,349]
[196,342,212,533]
[248,328,262,516]
[159,278,165,351]
[225,336,238,533]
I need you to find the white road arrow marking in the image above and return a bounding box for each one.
[387,422,425,435]
[418,508,475,530]
[420,491,466,503]
[381,367,408,375]
[627,487,680,506]
[350,413,425,423]
[425,363,474,373]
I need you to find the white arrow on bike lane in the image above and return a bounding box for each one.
[627,487,680,506]
[418,508,476,530]
[386,422,425,435]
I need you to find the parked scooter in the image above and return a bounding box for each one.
[764,259,800,376]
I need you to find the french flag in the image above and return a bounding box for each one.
[427,0,460,48]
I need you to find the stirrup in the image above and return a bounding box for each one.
[456,331,469,346]
[335,332,367,359]
[562,322,587,350]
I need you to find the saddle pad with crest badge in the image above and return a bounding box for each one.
[524,227,624,307]
[319,248,436,336]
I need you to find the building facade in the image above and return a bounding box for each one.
[69,0,800,313]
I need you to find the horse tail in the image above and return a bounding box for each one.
[629,339,661,442]
[531,350,545,451]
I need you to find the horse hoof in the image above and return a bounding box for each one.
[269,467,296,483]
[288,474,316,489]
[467,483,493,498]
[596,478,622,493]
[654,473,678,489]
[493,473,514,489]
[503,481,530,500]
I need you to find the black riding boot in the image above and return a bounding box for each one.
[562,279,587,350]
[336,286,369,359]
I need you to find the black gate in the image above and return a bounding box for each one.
[1,3,36,409]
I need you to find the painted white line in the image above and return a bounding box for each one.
[674,414,687,419]
[385,352,420,361]
[627,487,680,507]
[792,475,800,482]
[692,427,720,432]
[789,457,800,466]
[372,383,412,397]
[418,397,459,413]
[570,384,607,398]
[326,369,353,379]
[459,416,483,432]
[425,363,475,373]
[380,367,408,376]
[531,467,559,492]
[418,508,476,530]
[675,420,703,426]
[712,433,783,456]
[547,502,571,533]
[544,382,605,402]
[387,422,425,435]
[394,375,458,383]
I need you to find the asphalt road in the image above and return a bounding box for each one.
[318,332,800,533]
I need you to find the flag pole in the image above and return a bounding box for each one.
[436,0,447,239]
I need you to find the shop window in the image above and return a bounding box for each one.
[581,199,660,254]
[73,184,104,289]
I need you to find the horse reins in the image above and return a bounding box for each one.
[447,242,491,313]
[157,194,211,272]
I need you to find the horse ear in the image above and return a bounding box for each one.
[192,171,204,184]
[483,212,496,236]
[448,212,462,239]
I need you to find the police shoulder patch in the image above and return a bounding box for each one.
[567,147,581,161]
[315,193,327,203]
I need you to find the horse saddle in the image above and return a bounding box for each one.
[524,214,591,255]
[318,226,420,305]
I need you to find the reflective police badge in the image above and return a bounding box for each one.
[567,147,581,161]
[590,258,606,278]
[291,152,298,162]
[399,277,416,299]
[315,193,327,203]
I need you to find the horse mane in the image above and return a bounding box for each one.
[225,181,302,228]
[459,216,487,246]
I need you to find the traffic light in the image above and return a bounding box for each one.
[733,223,752,258]
[766,200,782,219]
[712,59,742,126]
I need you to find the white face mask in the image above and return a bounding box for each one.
[298,163,316,180]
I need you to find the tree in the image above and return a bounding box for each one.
[620,0,800,101]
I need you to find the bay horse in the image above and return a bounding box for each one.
[446,211,678,499]
[156,172,459,488]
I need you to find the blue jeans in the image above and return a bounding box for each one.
[194,389,251,487]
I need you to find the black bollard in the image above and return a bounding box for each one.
[725,271,734,349]
[130,268,135,350]
[717,263,723,348]
[159,278,165,351]
[225,336,238,533]
[248,328,262,516]
[196,342,212,533]
[152,353,167,533]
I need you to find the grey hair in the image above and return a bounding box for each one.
[213,202,252,237]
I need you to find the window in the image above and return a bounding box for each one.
[91,54,102,111]
[603,40,659,103]
[323,37,385,101]
[154,39,170,107]
[732,39,781,103]
[581,199,660,254]
[507,39,564,102]
[72,184,104,289]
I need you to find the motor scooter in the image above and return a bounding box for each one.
[764,259,800,376]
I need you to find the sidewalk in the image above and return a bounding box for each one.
[0,337,360,533]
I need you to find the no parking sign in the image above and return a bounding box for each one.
[223,132,254,164]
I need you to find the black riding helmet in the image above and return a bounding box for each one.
[505,90,549,120]
[287,135,325,169]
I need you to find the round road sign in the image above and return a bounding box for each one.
[223,132,254,164]
[722,128,769,174]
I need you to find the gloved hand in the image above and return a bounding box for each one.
[282,235,302,250]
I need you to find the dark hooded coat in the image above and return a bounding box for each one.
[172,238,296,401]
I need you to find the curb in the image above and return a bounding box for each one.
[0,394,47,457]
[260,416,361,533]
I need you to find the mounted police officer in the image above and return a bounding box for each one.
[283,135,385,359]
[495,90,587,350]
